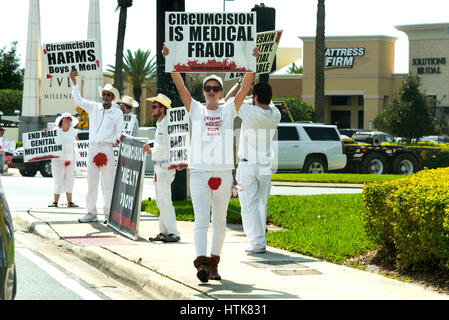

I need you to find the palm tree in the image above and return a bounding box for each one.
[108,49,157,124]
[315,0,325,123]
[114,0,133,96]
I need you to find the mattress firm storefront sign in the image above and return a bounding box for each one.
[325,47,365,68]
[412,57,446,74]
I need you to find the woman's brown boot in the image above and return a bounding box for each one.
[193,256,210,283]
[209,255,221,280]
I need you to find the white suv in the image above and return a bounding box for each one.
[274,122,347,173]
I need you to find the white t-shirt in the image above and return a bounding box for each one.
[189,98,237,171]
[58,127,78,161]
[151,116,169,162]
[238,101,281,166]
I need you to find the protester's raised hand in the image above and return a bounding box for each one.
[253,47,260,59]
[69,70,78,85]
[162,43,169,58]
[143,144,152,154]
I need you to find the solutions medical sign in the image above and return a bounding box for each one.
[325,47,365,69]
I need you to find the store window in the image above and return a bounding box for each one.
[358,110,364,129]
[330,96,351,106]
[331,110,351,129]
[358,95,364,106]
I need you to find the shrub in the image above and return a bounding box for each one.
[362,167,449,271]
[422,146,449,169]
[273,97,316,122]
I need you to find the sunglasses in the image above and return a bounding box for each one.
[203,85,221,92]
[102,92,112,97]
[151,104,161,109]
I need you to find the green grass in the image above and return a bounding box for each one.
[272,173,405,184]
[142,193,376,264]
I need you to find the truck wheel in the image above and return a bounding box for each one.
[19,169,37,177]
[303,157,328,174]
[392,153,418,175]
[361,152,388,174]
[40,161,52,177]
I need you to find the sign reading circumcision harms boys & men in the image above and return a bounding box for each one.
[165,12,256,73]
[42,40,101,78]
[168,107,190,170]
[108,136,146,240]
[226,29,283,81]
[22,130,64,162]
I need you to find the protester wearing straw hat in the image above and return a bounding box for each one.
[119,95,139,137]
[0,127,6,174]
[70,70,123,223]
[143,93,180,243]
[45,112,80,208]
[162,43,258,282]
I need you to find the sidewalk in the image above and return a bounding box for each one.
[12,207,449,300]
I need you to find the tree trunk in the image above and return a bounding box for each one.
[315,0,325,123]
[114,7,128,95]
[133,84,142,125]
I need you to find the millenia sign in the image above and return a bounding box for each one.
[325,47,365,68]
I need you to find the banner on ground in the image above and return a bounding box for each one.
[225,29,283,81]
[75,141,120,176]
[22,129,64,162]
[42,40,101,79]
[122,114,137,136]
[108,136,146,240]
[164,12,256,73]
[167,107,189,170]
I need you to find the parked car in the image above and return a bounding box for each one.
[338,128,369,138]
[0,180,17,300]
[419,135,449,143]
[11,148,52,177]
[351,131,394,146]
[274,122,347,173]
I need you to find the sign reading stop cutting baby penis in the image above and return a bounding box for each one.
[165,12,256,73]
[42,40,101,79]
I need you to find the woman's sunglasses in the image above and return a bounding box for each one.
[203,85,221,92]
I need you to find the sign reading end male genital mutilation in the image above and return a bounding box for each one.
[42,40,101,79]
[165,12,256,73]
[168,107,190,170]
[22,130,64,162]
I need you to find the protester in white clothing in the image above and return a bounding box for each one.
[143,93,180,243]
[119,95,139,137]
[234,82,281,253]
[163,43,257,283]
[70,71,123,223]
[47,113,80,208]
[0,128,5,174]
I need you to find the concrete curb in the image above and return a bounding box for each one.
[271,181,365,188]
[12,210,211,300]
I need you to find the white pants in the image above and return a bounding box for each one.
[86,143,116,218]
[190,170,233,257]
[236,163,272,250]
[154,163,179,236]
[51,158,75,194]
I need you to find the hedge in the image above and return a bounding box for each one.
[362,167,449,271]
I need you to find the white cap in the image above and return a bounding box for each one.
[203,75,223,88]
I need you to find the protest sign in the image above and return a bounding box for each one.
[42,40,101,79]
[167,107,190,170]
[108,136,146,240]
[225,29,283,81]
[22,129,64,162]
[165,12,256,73]
[0,137,16,154]
[122,114,137,136]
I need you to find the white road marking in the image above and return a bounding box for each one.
[17,247,102,300]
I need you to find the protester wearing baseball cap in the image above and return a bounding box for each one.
[162,42,258,283]
[143,93,180,243]
[70,70,123,224]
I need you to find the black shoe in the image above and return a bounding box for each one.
[149,233,167,241]
[163,234,180,243]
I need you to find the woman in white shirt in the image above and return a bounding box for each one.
[47,112,79,208]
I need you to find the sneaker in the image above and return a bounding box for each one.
[163,234,180,243]
[245,247,266,253]
[149,233,167,242]
[78,213,98,223]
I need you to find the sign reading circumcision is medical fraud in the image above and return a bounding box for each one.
[22,130,64,162]
[42,40,101,78]
[108,136,146,240]
[168,107,190,170]
[165,12,256,73]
